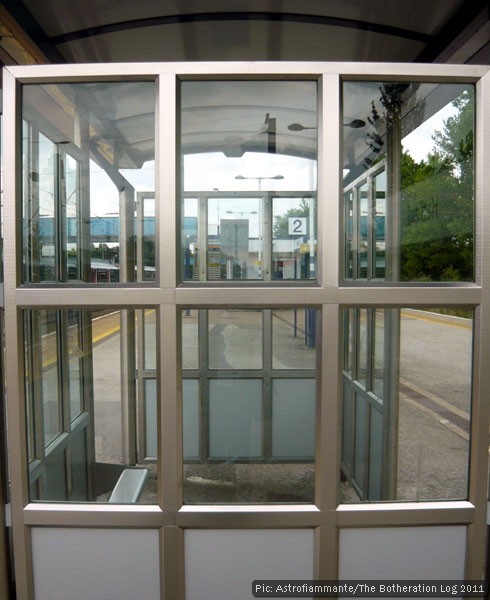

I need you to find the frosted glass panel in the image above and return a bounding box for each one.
[368,407,383,500]
[272,379,315,458]
[183,379,200,459]
[185,529,314,600]
[209,379,262,458]
[339,527,466,580]
[145,379,157,459]
[31,528,160,600]
[182,309,199,369]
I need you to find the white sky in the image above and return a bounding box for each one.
[84,102,457,218]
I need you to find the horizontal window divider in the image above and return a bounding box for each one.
[6,62,488,83]
[23,503,166,528]
[21,501,475,529]
[338,286,481,305]
[336,501,475,527]
[176,504,325,528]
[15,287,170,307]
[176,287,332,305]
[190,370,316,378]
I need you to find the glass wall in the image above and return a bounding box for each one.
[343,82,474,283]
[182,309,317,503]
[24,308,157,503]
[4,63,489,597]
[341,307,473,502]
[180,81,318,282]
[22,82,156,284]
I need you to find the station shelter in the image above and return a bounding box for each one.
[0,3,489,600]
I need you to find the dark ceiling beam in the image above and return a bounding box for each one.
[46,12,431,46]
[414,0,490,62]
[1,0,66,63]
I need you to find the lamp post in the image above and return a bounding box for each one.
[234,174,284,191]
[234,175,283,279]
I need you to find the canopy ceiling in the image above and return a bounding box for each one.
[1,0,489,65]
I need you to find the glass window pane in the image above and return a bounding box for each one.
[183,198,199,281]
[40,310,61,446]
[356,309,368,388]
[209,197,261,280]
[372,309,385,398]
[24,308,157,503]
[68,310,83,422]
[183,379,200,460]
[357,184,368,279]
[142,309,157,371]
[209,379,262,459]
[272,379,315,458]
[272,309,316,369]
[208,310,262,370]
[183,308,317,503]
[272,197,316,280]
[144,378,157,460]
[373,170,386,279]
[343,82,474,282]
[341,307,472,502]
[22,81,156,284]
[182,309,199,369]
[180,80,317,282]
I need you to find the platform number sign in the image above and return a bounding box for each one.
[288,217,307,235]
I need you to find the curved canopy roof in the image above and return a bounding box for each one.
[1,0,489,65]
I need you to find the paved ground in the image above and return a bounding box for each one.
[88,308,473,504]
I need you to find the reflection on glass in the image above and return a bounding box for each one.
[142,309,157,370]
[343,82,474,282]
[272,309,316,369]
[139,196,156,282]
[356,309,368,388]
[208,197,261,280]
[183,308,317,503]
[374,171,386,279]
[68,310,82,422]
[344,190,354,278]
[180,80,317,282]
[22,81,156,284]
[24,308,156,503]
[372,310,385,398]
[40,310,61,445]
[208,310,262,369]
[183,198,199,281]
[341,307,472,502]
[272,197,316,280]
[182,309,199,369]
[357,184,368,279]
[209,379,262,458]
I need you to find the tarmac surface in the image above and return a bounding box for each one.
[87,308,473,504]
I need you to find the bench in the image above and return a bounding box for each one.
[108,467,149,503]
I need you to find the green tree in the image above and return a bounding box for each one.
[273,198,311,238]
[400,90,474,281]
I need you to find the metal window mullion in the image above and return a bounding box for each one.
[262,194,272,282]
[199,310,209,461]
[29,123,40,283]
[73,95,91,283]
[55,147,68,282]
[367,175,374,280]
[352,186,360,279]
[59,311,73,497]
[263,310,272,461]
[198,196,207,281]
[80,310,95,499]
[136,308,146,462]
[465,71,490,580]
